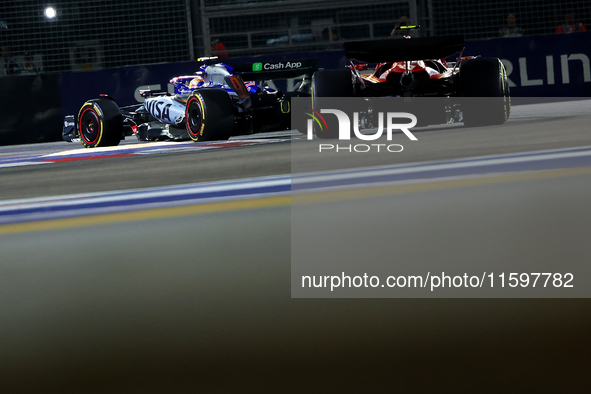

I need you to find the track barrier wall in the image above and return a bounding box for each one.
[464,32,590,98]
[0,74,62,145]
[0,33,588,146]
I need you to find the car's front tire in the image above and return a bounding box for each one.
[77,98,123,148]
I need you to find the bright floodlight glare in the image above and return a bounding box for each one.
[44,6,57,20]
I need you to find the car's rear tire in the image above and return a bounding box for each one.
[185,88,234,141]
[460,58,511,127]
[311,69,354,138]
[77,98,123,148]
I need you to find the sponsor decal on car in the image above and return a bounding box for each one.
[145,100,173,123]
[252,61,303,72]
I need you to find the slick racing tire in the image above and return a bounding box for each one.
[185,88,234,141]
[460,58,511,127]
[77,98,123,148]
[311,69,354,139]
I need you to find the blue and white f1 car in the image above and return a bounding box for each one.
[63,58,317,148]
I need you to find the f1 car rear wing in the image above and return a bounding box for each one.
[232,59,318,81]
[344,35,464,63]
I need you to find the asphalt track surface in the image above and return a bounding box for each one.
[1,100,591,392]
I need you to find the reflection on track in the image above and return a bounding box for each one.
[2,145,591,230]
[0,175,291,226]
[0,138,288,168]
[293,145,591,190]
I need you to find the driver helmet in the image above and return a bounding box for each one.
[189,75,203,89]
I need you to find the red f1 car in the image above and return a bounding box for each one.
[310,26,511,138]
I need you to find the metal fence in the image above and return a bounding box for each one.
[197,0,420,57]
[431,0,590,40]
[195,0,590,57]
[1,0,589,76]
[1,0,192,75]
